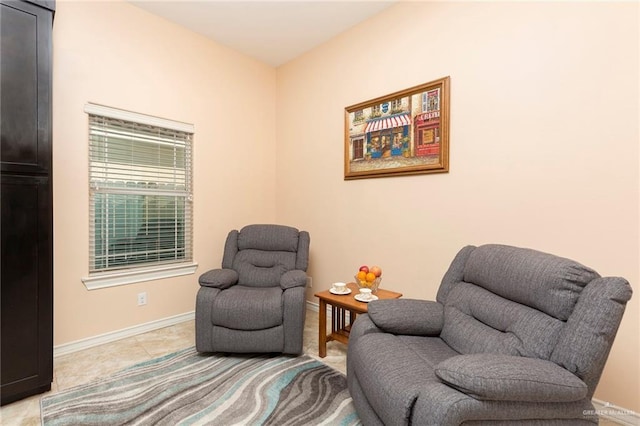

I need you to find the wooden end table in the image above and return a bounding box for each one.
[314,282,402,357]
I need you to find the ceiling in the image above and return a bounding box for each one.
[129,1,396,67]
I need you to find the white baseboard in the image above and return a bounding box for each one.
[306,300,334,317]
[591,399,639,425]
[53,311,195,358]
[56,304,322,358]
[306,300,320,312]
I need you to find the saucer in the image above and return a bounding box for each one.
[355,294,379,303]
[330,288,352,295]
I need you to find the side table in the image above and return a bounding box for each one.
[314,282,402,358]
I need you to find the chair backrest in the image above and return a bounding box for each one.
[222,224,310,288]
[436,244,632,396]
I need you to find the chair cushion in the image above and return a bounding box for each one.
[211,286,283,330]
[237,224,300,252]
[350,332,598,425]
[463,244,599,320]
[435,354,588,402]
[440,282,564,359]
[349,333,460,426]
[233,250,297,287]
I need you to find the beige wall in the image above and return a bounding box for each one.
[52,1,277,344]
[51,0,638,413]
[277,1,639,412]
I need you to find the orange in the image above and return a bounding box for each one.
[357,270,367,281]
[365,272,376,282]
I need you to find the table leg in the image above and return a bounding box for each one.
[319,299,327,358]
[332,305,337,335]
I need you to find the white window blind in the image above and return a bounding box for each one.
[86,105,193,274]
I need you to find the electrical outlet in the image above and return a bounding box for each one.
[137,292,147,306]
[307,276,312,288]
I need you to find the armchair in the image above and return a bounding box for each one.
[195,224,310,355]
[347,244,632,425]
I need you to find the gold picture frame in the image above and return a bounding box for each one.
[344,76,450,180]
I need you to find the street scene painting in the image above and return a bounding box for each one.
[344,76,450,180]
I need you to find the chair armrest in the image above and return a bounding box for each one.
[281,270,307,289]
[368,299,444,336]
[198,268,238,289]
[435,354,588,402]
[350,313,383,343]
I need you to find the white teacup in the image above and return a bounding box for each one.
[359,288,372,300]
[332,282,347,293]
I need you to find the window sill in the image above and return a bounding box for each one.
[82,262,199,290]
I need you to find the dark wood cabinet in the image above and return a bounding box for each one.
[1,0,55,405]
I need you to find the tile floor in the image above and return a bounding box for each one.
[0,309,347,425]
[1,310,627,425]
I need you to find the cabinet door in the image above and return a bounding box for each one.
[0,175,53,405]
[0,0,52,174]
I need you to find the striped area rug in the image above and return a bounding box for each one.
[41,348,361,425]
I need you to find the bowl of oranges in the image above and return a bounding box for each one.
[355,265,383,293]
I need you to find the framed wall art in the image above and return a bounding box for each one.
[344,76,450,180]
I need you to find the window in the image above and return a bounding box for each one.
[390,98,404,113]
[82,104,196,289]
[353,138,364,159]
[353,110,365,124]
[422,89,440,112]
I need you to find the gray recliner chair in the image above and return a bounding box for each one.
[347,244,632,425]
[196,224,310,355]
